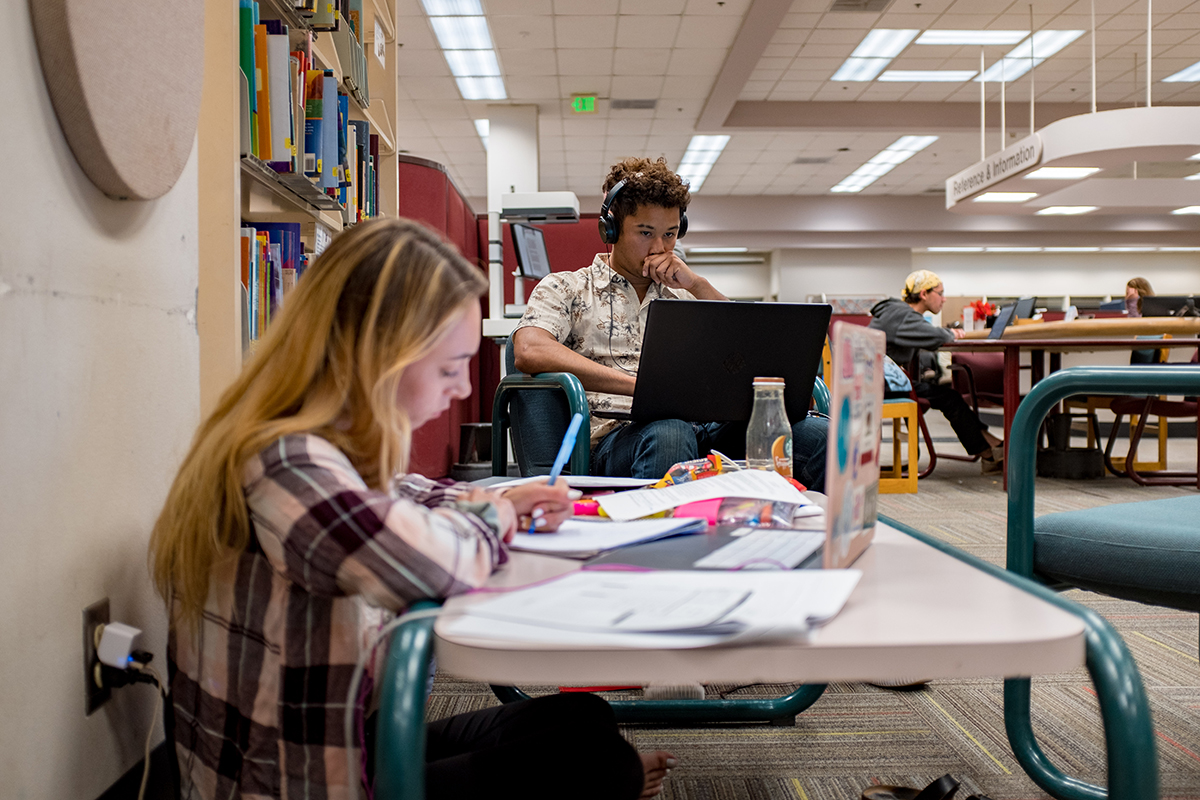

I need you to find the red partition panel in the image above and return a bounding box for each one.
[398,156,482,478]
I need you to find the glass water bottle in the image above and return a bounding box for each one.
[745,377,792,479]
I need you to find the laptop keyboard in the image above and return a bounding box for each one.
[693,529,824,571]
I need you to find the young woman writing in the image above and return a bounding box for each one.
[150,217,675,799]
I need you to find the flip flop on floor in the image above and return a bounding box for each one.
[861,774,960,800]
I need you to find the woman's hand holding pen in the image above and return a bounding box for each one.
[503,481,579,539]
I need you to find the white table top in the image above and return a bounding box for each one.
[434,522,1085,686]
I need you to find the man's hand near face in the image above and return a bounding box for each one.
[641,250,727,301]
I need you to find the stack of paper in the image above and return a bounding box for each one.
[509,517,705,559]
[443,570,861,649]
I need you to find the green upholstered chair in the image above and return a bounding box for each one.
[1002,365,1200,800]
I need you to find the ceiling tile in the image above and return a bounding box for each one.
[667,48,726,75]
[555,16,618,47]
[613,48,673,75]
[555,0,620,13]
[615,15,682,48]
[500,48,559,76]
[557,49,616,74]
[683,0,750,16]
[395,17,440,49]
[395,49,451,77]
[674,15,743,49]
[505,76,563,98]
[491,16,556,48]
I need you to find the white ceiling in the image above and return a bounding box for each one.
[389,0,1200,242]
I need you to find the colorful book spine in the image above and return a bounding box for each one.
[253,23,273,161]
[266,29,292,169]
[303,69,324,179]
[320,74,338,189]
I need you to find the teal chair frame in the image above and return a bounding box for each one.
[376,371,1164,797]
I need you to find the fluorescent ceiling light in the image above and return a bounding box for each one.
[1043,246,1100,252]
[1101,247,1156,252]
[985,246,1042,252]
[1189,153,1200,161]
[676,135,730,192]
[926,247,984,252]
[879,70,977,82]
[688,247,748,253]
[1025,167,1101,179]
[916,30,1029,45]
[831,134,937,193]
[1036,206,1098,215]
[1163,61,1200,82]
[973,192,1038,202]
[976,30,1083,83]
[1185,173,1200,180]
[832,58,890,82]
[444,49,500,76]
[455,76,506,100]
[852,29,919,58]
[429,16,493,49]
[423,2,507,101]
[474,118,488,149]
[421,0,484,14]
[1158,246,1200,251]
[1170,206,1200,214]
[832,29,918,82]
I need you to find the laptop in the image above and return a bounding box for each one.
[988,304,1017,339]
[594,299,832,424]
[585,322,885,573]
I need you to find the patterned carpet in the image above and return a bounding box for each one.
[428,420,1199,799]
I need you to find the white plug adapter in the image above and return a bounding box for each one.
[97,622,143,669]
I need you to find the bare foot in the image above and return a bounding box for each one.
[639,751,678,799]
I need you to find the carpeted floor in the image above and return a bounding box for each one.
[428,415,1199,799]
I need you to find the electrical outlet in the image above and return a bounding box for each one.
[83,598,111,715]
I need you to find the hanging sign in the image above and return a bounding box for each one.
[945,134,1043,208]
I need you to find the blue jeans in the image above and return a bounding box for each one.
[591,413,829,492]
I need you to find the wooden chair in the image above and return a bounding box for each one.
[1062,336,1171,474]
[879,399,918,493]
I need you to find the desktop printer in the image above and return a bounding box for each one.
[501,192,580,224]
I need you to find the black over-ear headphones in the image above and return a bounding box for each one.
[597,177,688,245]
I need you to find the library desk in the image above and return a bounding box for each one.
[946,330,1200,488]
[409,521,1156,800]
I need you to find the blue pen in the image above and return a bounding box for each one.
[530,412,583,534]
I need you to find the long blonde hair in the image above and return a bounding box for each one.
[150,217,488,626]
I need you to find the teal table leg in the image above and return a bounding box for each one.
[375,601,440,800]
[491,683,826,725]
[883,515,1158,800]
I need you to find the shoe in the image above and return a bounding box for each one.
[980,452,1003,474]
[643,683,704,700]
[862,774,960,800]
[867,678,931,691]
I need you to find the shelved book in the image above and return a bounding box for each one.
[240,222,306,342]
[238,0,378,222]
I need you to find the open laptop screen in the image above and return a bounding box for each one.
[988,304,1017,339]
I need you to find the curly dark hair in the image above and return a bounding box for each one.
[601,157,691,236]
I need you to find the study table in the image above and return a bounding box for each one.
[950,317,1200,488]
[395,519,1158,800]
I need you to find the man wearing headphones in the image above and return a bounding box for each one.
[513,157,829,488]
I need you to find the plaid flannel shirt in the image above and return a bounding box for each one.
[167,434,506,800]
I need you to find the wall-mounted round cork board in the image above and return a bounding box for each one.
[29,0,205,200]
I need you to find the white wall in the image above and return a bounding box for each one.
[774,248,913,302]
[1,7,199,798]
[914,251,1200,300]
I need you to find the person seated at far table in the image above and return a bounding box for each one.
[149,217,677,800]
[869,270,1004,474]
[1125,276,1154,317]
[513,156,829,489]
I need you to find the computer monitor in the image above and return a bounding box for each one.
[511,223,551,281]
[1013,296,1036,319]
[1140,295,1197,317]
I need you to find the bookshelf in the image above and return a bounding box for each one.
[198,0,400,416]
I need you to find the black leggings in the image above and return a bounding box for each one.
[915,382,991,456]
[371,692,645,800]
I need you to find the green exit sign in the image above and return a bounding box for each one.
[571,95,597,114]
